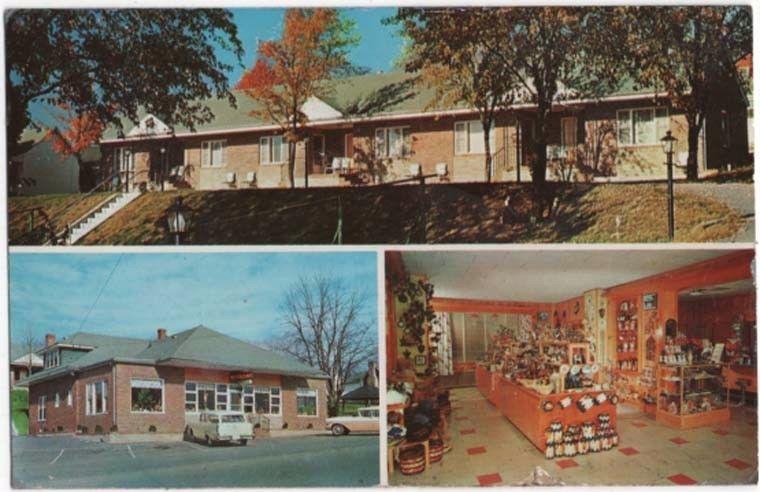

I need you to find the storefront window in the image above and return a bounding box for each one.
[243,386,254,413]
[185,383,197,412]
[131,379,164,413]
[254,386,281,415]
[216,384,228,411]
[197,383,216,411]
[296,388,317,416]
[185,381,256,413]
[229,384,242,412]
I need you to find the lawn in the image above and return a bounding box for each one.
[8,192,114,245]
[7,183,745,244]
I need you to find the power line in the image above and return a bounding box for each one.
[78,254,124,331]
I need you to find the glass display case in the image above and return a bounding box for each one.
[656,364,730,428]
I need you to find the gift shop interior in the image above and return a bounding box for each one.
[385,249,757,486]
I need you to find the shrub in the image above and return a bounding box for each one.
[148,425,157,433]
[110,425,118,432]
[254,423,261,429]
[307,423,313,429]
[57,426,63,432]
[282,422,288,429]
[81,426,88,434]
[94,425,103,434]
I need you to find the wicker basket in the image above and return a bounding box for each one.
[429,439,444,463]
[399,447,426,475]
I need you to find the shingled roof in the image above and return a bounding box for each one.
[18,326,326,386]
[100,70,656,142]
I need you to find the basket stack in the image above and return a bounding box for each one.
[429,439,445,463]
[398,446,426,475]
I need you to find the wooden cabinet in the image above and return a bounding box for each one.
[656,364,730,428]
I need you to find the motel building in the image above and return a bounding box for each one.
[18,326,328,437]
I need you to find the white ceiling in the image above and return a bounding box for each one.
[401,249,739,303]
[679,278,755,300]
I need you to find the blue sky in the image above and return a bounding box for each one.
[9,252,378,347]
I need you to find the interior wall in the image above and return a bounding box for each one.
[678,293,756,343]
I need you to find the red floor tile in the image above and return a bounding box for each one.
[631,421,648,428]
[725,459,752,470]
[713,429,730,436]
[556,459,579,469]
[477,473,502,486]
[467,446,487,455]
[460,428,476,435]
[668,474,697,485]
[618,447,639,456]
[670,437,689,445]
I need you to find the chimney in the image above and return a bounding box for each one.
[45,333,56,348]
[157,328,167,341]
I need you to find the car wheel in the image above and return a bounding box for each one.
[239,439,247,446]
[184,427,194,442]
[205,434,213,446]
[331,424,348,436]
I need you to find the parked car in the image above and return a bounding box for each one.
[184,411,254,445]
[326,406,380,436]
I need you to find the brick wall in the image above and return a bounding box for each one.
[114,363,186,434]
[281,376,328,431]
[28,375,77,434]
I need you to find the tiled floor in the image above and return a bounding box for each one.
[390,387,758,486]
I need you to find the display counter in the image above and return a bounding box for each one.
[723,365,757,393]
[496,377,618,452]
[475,365,501,405]
[657,364,730,429]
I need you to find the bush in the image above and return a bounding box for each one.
[254,423,261,429]
[94,425,103,434]
[81,426,88,434]
[282,422,288,429]
[148,425,157,433]
[110,425,118,433]
[57,426,63,432]
[307,423,313,429]
[11,390,28,411]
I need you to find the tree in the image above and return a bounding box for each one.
[391,8,517,182]
[485,7,627,193]
[273,275,376,416]
[45,105,105,189]
[624,6,752,180]
[19,328,40,376]
[6,9,243,157]
[236,9,358,188]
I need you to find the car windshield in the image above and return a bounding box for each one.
[222,414,245,423]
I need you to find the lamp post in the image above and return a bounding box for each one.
[167,196,187,245]
[661,130,677,241]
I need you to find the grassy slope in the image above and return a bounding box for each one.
[13,183,742,245]
[8,193,113,245]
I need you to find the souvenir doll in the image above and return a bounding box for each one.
[545,443,555,459]
[564,434,576,457]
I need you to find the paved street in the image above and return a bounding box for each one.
[11,434,379,488]
[678,182,755,242]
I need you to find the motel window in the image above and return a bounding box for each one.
[131,378,164,413]
[296,388,318,416]
[254,387,281,415]
[454,120,496,155]
[375,127,411,158]
[617,107,669,146]
[85,380,107,416]
[197,383,216,411]
[201,140,225,167]
[38,396,46,421]
[54,392,60,408]
[260,135,290,165]
[67,388,72,406]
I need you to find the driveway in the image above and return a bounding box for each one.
[678,182,755,242]
[11,434,379,488]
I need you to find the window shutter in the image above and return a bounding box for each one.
[454,122,467,155]
[617,110,632,145]
[260,137,270,165]
[375,128,386,157]
[272,136,282,163]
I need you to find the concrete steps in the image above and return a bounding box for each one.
[68,191,141,244]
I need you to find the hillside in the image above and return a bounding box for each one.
[8,183,745,245]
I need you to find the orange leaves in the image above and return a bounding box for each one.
[45,106,104,158]
[235,58,280,91]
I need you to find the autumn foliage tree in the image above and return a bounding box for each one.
[44,105,105,190]
[392,8,517,182]
[624,6,752,180]
[237,9,358,188]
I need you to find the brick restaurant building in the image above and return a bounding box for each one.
[19,326,328,436]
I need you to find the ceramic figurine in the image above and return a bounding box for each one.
[611,431,619,447]
[554,442,564,458]
[564,435,576,457]
[545,444,555,459]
